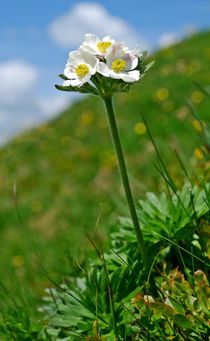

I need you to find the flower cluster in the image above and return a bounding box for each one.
[56,33,152,96]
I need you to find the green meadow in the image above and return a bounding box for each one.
[0,30,210,339]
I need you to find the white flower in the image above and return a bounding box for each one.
[80,33,115,57]
[63,49,99,87]
[132,46,144,58]
[97,43,140,83]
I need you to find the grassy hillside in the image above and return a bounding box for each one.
[0,30,210,312]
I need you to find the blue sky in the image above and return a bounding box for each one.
[0,0,210,144]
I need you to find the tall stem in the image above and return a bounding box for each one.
[103,95,147,267]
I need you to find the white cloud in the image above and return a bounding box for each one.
[183,24,198,37]
[158,32,180,48]
[0,60,69,145]
[37,96,69,119]
[0,60,38,104]
[157,24,198,49]
[48,2,148,50]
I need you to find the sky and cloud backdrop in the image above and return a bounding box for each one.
[0,0,210,144]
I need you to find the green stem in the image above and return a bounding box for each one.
[103,95,147,267]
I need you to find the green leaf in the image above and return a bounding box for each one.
[167,297,185,314]
[46,328,60,336]
[144,60,155,73]
[174,314,194,329]
[55,83,99,96]
[149,302,175,318]
[58,74,69,80]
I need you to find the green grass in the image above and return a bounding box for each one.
[0,30,210,316]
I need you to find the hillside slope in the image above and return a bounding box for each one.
[0,30,210,307]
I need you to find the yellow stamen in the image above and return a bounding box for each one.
[97,41,112,53]
[112,59,126,72]
[75,64,89,78]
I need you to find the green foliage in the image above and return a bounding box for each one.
[56,73,131,95]
[0,307,49,341]
[114,182,210,274]
[40,181,210,340]
[1,31,210,339]
[55,74,100,96]
[130,269,210,340]
[0,31,210,313]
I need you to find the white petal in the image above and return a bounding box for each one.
[79,72,92,86]
[123,53,138,70]
[63,79,81,87]
[121,70,140,82]
[105,44,124,65]
[132,46,143,57]
[67,51,85,69]
[97,62,111,77]
[104,70,122,79]
[108,72,122,79]
[64,66,76,79]
[81,34,99,55]
[79,49,99,68]
[68,51,81,62]
[102,35,115,44]
[80,45,98,55]
[90,59,99,75]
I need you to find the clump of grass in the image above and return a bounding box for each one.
[0,306,49,340]
[39,81,210,340]
[39,176,210,340]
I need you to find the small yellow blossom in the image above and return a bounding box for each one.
[155,87,169,101]
[12,255,24,267]
[194,148,204,160]
[134,122,147,135]
[191,91,204,104]
[193,119,205,133]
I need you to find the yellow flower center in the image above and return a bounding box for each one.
[75,64,89,78]
[111,59,126,73]
[97,41,112,53]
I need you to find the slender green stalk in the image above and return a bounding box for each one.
[103,95,147,267]
[87,234,118,337]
